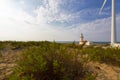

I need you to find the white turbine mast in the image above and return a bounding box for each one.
[99,0,116,46]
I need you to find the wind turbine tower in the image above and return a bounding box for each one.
[100,0,117,47]
[111,0,116,46]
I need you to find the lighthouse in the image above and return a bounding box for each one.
[79,33,91,45]
[80,33,84,42]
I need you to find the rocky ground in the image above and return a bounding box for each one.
[0,50,120,80]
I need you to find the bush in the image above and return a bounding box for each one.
[82,47,120,67]
[9,42,89,80]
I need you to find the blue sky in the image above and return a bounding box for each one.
[0,0,120,41]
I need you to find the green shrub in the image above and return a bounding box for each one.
[9,42,88,80]
[82,47,120,66]
[0,43,6,50]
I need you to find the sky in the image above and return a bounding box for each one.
[0,0,120,42]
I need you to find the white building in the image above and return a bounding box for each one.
[79,33,91,46]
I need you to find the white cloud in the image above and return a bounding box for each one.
[20,0,25,4]
[0,0,69,41]
[34,0,76,24]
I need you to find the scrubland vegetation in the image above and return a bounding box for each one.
[82,46,120,67]
[0,41,120,80]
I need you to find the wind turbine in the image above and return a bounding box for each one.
[99,0,116,46]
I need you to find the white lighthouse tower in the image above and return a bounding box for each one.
[80,33,84,42]
[79,33,91,45]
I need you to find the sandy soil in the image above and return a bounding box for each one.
[86,62,120,80]
[0,50,22,80]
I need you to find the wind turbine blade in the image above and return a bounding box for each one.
[99,0,107,14]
